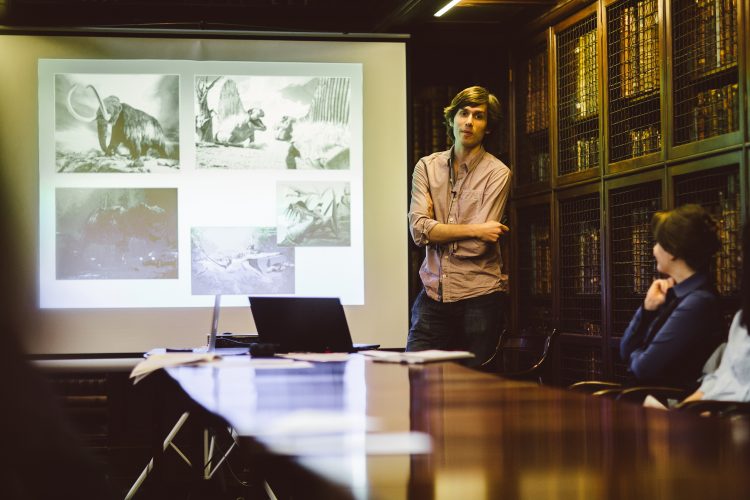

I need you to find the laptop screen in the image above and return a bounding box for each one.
[248,296,355,353]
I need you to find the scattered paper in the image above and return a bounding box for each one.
[277,352,351,362]
[359,349,475,364]
[643,394,669,410]
[130,352,220,384]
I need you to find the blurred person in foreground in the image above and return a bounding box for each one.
[0,182,110,498]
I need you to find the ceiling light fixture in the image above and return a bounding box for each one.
[434,0,463,17]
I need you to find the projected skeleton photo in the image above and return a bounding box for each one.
[195,75,351,170]
[56,188,178,279]
[55,74,180,173]
[191,226,294,295]
[277,182,351,246]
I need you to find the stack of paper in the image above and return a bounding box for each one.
[359,350,474,364]
[130,352,220,384]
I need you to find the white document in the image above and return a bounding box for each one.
[130,352,220,384]
[643,394,669,410]
[359,349,475,364]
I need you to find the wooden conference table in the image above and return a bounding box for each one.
[165,355,750,499]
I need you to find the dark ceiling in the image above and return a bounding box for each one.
[0,0,556,35]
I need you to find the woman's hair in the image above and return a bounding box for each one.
[651,203,721,272]
[443,86,501,145]
[741,222,749,327]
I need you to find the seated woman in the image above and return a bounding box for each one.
[620,204,724,390]
[681,222,750,403]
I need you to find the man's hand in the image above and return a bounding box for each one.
[644,277,675,311]
[474,221,509,242]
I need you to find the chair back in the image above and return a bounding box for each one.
[495,327,559,383]
[676,400,750,417]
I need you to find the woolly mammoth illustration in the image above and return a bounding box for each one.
[66,84,170,160]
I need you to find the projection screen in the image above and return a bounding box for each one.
[0,32,408,353]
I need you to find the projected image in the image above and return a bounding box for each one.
[191,226,294,295]
[55,74,180,173]
[277,182,351,246]
[195,75,351,170]
[56,188,178,279]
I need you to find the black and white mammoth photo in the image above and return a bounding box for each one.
[55,74,180,173]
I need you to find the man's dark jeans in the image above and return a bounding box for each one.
[406,289,506,368]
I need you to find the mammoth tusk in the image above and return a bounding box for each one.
[66,84,97,123]
[65,84,112,123]
[86,84,111,122]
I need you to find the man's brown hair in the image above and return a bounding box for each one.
[443,86,501,145]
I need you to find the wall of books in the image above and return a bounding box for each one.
[559,191,601,335]
[516,43,551,186]
[557,14,600,176]
[607,0,661,163]
[515,202,553,331]
[672,0,739,145]
[608,180,662,337]
[507,0,746,384]
[673,163,742,327]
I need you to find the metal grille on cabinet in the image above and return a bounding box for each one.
[609,181,662,337]
[558,344,604,385]
[557,14,599,175]
[673,165,742,328]
[517,44,551,185]
[606,0,661,162]
[517,203,552,330]
[559,193,601,334]
[672,0,739,145]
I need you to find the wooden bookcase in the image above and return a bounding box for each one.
[511,0,748,384]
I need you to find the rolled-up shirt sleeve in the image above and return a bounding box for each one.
[408,160,438,247]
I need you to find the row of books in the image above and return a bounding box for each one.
[525,51,549,134]
[715,183,740,294]
[691,0,737,75]
[573,30,599,120]
[628,125,661,158]
[527,188,739,298]
[528,151,550,183]
[630,205,657,294]
[575,221,601,295]
[618,0,659,98]
[572,135,599,172]
[530,223,552,295]
[690,82,739,141]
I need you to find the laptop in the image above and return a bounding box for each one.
[248,296,379,353]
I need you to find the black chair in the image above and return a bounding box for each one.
[479,328,506,372]
[483,328,559,384]
[616,386,690,405]
[567,380,624,394]
[674,400,750,417]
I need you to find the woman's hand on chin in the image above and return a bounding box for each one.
[644,277,675,311]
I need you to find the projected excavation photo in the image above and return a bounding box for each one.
[55,74,180,173]
[56,188,178,279]
[195,75,351,170]
[277,181,351,246]
[191,226,294,295]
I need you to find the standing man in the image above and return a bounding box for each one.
[407,86,511,367]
